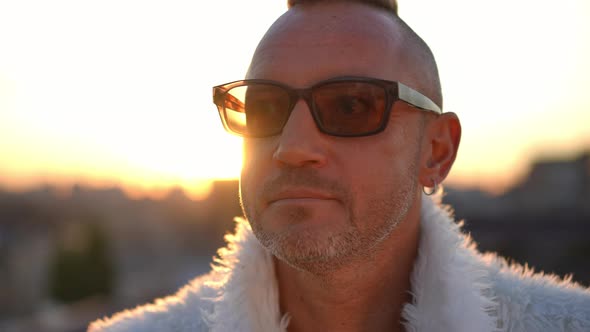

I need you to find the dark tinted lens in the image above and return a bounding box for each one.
[312,82,386,135]
[224,84,291,136]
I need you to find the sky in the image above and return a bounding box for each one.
[0,0,589,199]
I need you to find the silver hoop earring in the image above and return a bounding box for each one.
[422,180,438,196]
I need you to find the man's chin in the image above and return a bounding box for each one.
[257,228,360,275]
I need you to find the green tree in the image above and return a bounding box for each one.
[49,222,114,303]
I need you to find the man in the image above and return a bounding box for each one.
[89,0,590,331]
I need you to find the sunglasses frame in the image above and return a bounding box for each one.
[213,76,442,138]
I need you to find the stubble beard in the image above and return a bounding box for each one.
[241,165,418,276]
[252,208,362,275]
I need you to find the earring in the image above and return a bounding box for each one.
[422,179,438,196]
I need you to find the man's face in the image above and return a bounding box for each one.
[240,3,426,273]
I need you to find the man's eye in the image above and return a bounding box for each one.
[337,97,370,115]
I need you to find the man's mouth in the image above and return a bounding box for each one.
[267,188,337,205]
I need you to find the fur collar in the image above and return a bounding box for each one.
[202,215,288,332]
[202,194,500,331]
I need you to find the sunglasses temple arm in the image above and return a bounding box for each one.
[398,83,442,114]
[223,93,246,112]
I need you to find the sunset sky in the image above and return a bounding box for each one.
[1,0,589,199]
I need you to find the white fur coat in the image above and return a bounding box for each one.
[88,195,590,331]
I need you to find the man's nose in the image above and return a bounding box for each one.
[272,100,328,168]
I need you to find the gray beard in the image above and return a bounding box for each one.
[242,164,418,276]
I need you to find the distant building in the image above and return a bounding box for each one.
[505,151,590,214]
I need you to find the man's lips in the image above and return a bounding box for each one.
[267,188,338,205]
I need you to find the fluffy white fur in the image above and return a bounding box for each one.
[88,194,590,332]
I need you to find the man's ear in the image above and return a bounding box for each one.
[418,112,461,188]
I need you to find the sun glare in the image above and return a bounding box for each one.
[0,0,588,197]
[0,1,285,199]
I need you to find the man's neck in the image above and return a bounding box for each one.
[275,209,420,332]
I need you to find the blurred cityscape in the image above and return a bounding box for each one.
[0,151,589,332]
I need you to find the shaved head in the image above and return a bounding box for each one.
[250,0,442,108]
[388,16,442,108]
[288,0,399,14]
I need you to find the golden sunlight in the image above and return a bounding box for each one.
[0,0,588,197]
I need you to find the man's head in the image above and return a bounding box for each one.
[230,0,460,274]
[288,0,399,15]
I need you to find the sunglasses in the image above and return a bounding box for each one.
[212,76,442,138]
